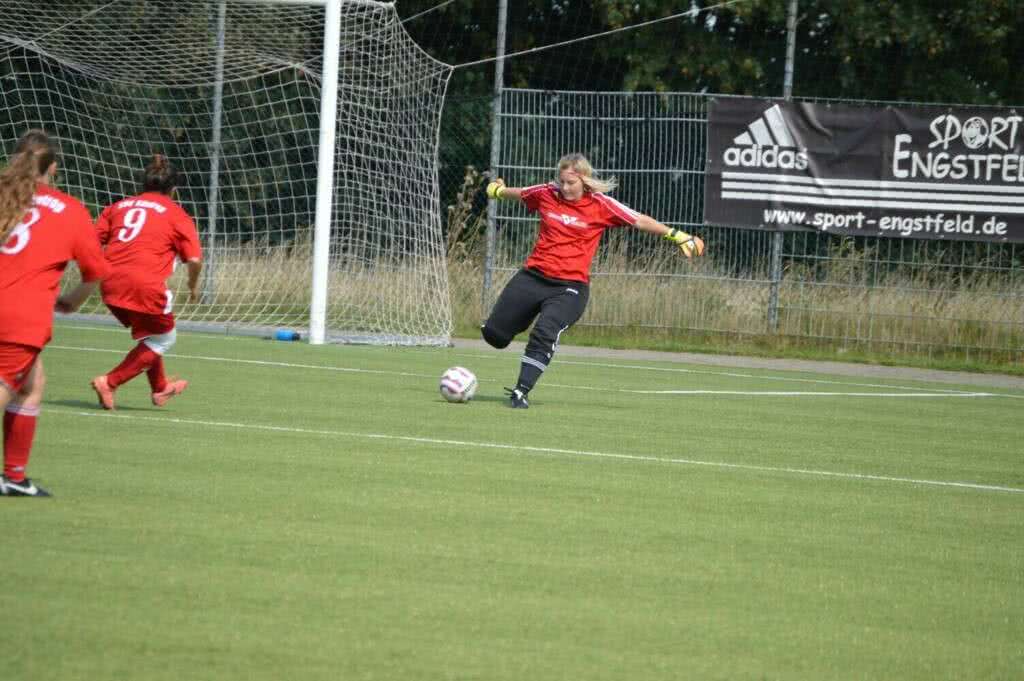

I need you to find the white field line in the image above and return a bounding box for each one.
[624,390,995,397]
[47,344,1013,399]
[460,352,999,395]
[57,322,246,341]
[53,409,1024,495]
[57,324,1024,397]
[49,344,427,378]
[58,321,1024,395]
[56,323,983,393]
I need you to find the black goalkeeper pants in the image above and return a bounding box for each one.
[481,268,590,392]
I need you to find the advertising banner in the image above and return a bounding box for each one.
[704,97,1024,242]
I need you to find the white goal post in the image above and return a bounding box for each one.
[0,0,454,345]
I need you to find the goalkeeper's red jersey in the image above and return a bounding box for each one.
[0,183,110,348]
[520,183,639,283]
[96,192,201,315]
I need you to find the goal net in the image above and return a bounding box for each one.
[0,0,454,345]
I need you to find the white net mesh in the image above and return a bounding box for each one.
[0,0,454,345]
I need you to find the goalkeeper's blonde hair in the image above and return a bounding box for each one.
[557,153,617,194]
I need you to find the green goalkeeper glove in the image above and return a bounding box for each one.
[664,228,705,258]
[486,178,506,200]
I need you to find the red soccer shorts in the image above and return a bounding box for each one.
[0,342,40,394]
[107,305,176,340]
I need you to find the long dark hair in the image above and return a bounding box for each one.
[141,153,181,194]
[0,129,57,243]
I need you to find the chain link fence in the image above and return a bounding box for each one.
[450,89,1024,363]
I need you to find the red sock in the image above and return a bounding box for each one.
[4,405,38,482]
[147,355,168,393]
[107,343,161,389]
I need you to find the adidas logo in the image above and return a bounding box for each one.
[724,104,809,170]
[733,104,797,146]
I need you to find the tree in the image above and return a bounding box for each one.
[397,0,1024,104]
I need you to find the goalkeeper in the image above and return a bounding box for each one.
[482,152,704,409]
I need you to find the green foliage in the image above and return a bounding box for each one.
[6,2,1022,243]
[400,0,1024,103]
[405,0,1024,216]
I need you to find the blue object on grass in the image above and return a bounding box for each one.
[275,329,301,341]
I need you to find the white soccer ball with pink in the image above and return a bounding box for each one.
[439,366,477,403]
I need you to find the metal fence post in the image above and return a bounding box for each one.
[767,231,784,331]
[482,0,508,316]
[202,0,226,305]
[767,0,798,331]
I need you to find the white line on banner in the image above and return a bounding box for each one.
[722,171,1024,194]
[722,181,1024,204]
[721,191,1024,214]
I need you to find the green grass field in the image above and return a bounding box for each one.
[6,323,1023,681]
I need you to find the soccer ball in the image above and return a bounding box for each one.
[439,366,477,403]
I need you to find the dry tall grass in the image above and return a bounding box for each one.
[65,169,1023,364]
[70,237,1020,362]
[72,237,453,341]
[443,175,1023,363]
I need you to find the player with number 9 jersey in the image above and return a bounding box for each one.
[96,177,201,317]
[91,154,202,411]
[0,129,110,497]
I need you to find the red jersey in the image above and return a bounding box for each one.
[520,183,639,283]
[0,183,110,348]
[96,192,201,315]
